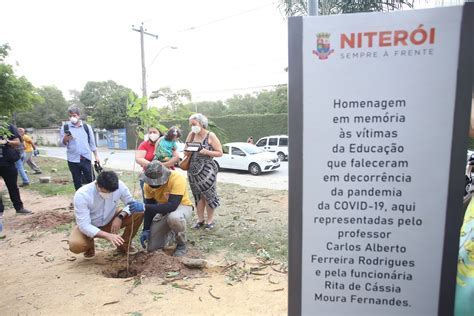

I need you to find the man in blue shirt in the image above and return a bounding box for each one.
[60,106,100,190]
[68,171,143,258]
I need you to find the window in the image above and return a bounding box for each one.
[231,147,245,156]
[256,139,267,147]
[222,145,229,154]
[279,137,288,146]
[268,138,278,146]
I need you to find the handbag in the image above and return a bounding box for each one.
[179,153,191,170]
[179,133,196,170]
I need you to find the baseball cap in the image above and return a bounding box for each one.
[140,161,171,186]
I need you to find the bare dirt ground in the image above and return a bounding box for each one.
[0,190,288,315]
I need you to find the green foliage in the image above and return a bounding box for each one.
[185,100,227,117]
[149,86,192,112]
[0,43,10,61]
[226,85,287,115]
[126,93,166,140]
[279,0,414,16]
[162,113,288,144]
[0,43,38,116]
[16,86,68,128]
[80,80,136,129]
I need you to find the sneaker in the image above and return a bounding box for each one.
[117,245,138,255]
[192,221,205,229]
[19,183,29,187]
[173,243,187,257]
[34,171,42,175]
[16,208,32,215]
[84,247,96,259]
[205,222,215,230]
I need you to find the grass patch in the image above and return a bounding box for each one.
[187,183,288,262]
[52,221,74,235]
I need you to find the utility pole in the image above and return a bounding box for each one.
[132,23,159,102]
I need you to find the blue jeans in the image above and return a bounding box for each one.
[15,154,29,184]
[68,158,93,191]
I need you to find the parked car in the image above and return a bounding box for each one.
[214,142,280,175]
[255,135,288,161]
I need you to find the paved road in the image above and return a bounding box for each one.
[42,146,288,190]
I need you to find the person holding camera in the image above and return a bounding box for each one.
[60,106,100,191]
[184,113,223,230]
[0,122,31,215]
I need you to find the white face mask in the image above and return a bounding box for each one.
[191,125,201,134]
[70,116,79,124]
[99,191,112,199]
[148,133,160,142]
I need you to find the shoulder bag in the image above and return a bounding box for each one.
[179,133,195,170]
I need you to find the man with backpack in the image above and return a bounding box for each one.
[60,106,100,191]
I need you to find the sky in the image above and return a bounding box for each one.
[0,0,289,103]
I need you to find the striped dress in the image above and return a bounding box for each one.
[187,132,220,209]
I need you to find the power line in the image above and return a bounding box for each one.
[178,1,277,32]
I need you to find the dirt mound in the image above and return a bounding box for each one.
[9,211,74,230]
[103,248,207,280]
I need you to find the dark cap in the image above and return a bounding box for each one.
[140,161,171,186]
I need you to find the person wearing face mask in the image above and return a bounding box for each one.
[131,161,193,256]
[184,113,223,230]
[60,106,100,191]
[135,127,179,200]
[68,171,144,258]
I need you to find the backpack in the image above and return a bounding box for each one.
[63,122,91,144]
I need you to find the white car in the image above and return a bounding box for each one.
[255,135,288,161]
[215,142,280,175]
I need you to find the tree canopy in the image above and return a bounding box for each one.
[16,86,68,128]
[0,43,38,117]
[80,80,136,129]
[279,0,414,16]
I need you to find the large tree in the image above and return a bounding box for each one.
[225,85,288,115]
[0,43,38,117]
[279,0,414,16]
[80,80,136,129]
[185,100,227,117]
[16,86,68,128]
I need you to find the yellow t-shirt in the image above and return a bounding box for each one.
[23,134,34,152]
[144,171,193,206]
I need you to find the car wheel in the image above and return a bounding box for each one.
[277,152,286,161]
[249,163,261,176]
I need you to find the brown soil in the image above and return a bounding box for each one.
[103,249,207,280]
[9,210,74,230]
[0,189,288,315]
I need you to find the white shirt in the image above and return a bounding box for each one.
[73,180,133,237]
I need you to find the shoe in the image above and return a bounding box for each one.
[192,221,205,229]
[117,245,138,255]
[34,171,42,175]
[19,183,29,187]
[16,208,32,215]
[205,222,215,230]
[173,243,187,257]
[84,247,96,259]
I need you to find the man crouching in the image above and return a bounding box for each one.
[129,161,193,257]
[68,171,143,258]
